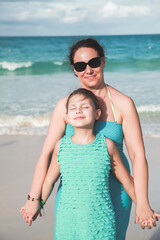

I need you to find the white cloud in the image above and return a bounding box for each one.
[0,2,87,23]
[101,2,152,19]
[0,1,156,23]
[0,0,160,36]
[0,1,155,25]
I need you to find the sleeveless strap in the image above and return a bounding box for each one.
[106,85,117,123]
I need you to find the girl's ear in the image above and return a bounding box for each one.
[96,109,101,120]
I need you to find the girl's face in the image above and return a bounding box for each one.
[67,94,101,129]
[73,47,105,89]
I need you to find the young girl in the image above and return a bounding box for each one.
[40,88,137,240]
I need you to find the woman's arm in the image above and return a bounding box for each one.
[41,140,60,203]
[20,97,67,225]
[107,138,136,203]
[107,138,160,229]
[121,96,160,227]
[29,98,67,198]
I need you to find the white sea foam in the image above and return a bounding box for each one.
[0,114,50,135]
[0,61,32,71]
[0,114,50,127]
[137,105,160,113]
[53,61,63,66]
[0,111,160,137]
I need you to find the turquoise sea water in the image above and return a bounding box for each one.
[0,35,160,136]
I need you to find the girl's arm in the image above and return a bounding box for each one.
[20,97,67,226]
[106,138,136,203]
[41,140,60,203]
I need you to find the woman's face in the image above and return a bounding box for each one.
[73,47,105,89]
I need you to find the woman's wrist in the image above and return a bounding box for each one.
[136,199,150,208]
[28,194,40,201]
[27,194,46,206]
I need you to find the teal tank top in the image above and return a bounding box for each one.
[55,133,116,240]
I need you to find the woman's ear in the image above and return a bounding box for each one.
[102,56,105,68]
[96,109,101,120]
[73,66,78,77]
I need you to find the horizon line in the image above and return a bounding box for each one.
[0,33,160,38]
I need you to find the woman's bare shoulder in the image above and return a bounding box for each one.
[52,95,69,119]
[55,95,69,108]
[108,85,134,107]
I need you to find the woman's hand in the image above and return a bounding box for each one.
[135,204,160,229]
[20,200,42,226]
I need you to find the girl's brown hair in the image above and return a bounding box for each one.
[66,88,100,112]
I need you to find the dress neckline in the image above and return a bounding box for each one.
[69,133,100,146]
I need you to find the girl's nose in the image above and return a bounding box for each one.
[76,108,82,114]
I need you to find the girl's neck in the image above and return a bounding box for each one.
[71,128,95,145]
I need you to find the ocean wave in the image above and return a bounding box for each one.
[0,60,71,75]
[0,61,33,71]
[0,57,160,75]
[137,105,160,113]
[0,110,160,136]
[53,61,63,66]
[0,114,50,135]
[106,57,160,72]
[137,105,160,126]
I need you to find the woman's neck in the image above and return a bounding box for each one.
[82,83,107,98]
[71,128,95,145]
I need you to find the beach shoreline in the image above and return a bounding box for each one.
[0,135,160,240]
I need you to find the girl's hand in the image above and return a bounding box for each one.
[20,200,42,226]
[135,205,160,229]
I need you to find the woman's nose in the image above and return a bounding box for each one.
[85,64,93,73]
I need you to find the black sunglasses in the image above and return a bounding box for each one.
[73,57,103,72]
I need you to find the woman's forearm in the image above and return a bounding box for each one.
[29,154,51,198]
[28,98,66,198]
[132,156,149,206]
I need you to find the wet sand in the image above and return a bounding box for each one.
[0,135,160,240]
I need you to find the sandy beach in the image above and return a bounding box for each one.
[0,135,160,240]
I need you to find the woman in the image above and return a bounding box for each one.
[21,38,159,239]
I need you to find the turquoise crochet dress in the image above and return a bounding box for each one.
[55,133,116,240]
[55,86,132,239]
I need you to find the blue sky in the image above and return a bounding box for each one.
[0,0,160,36]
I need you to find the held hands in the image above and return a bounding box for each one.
[135,204,160,229]
[20,199,42,226]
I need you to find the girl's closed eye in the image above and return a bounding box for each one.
[69,107,76,111]
[82,105,89,109]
